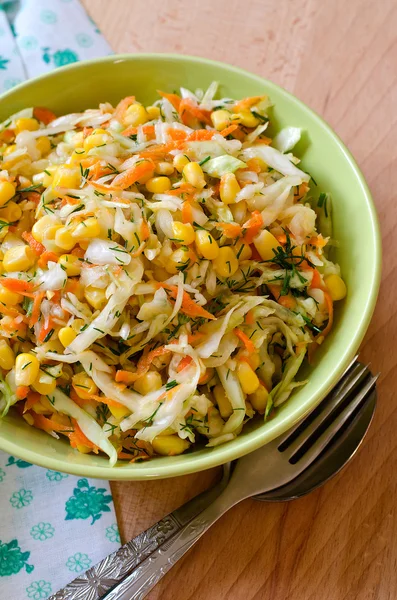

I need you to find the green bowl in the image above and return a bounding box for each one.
[0,54,381,480]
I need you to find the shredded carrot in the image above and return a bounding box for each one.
[217,222,242,238]
[113,95,135,122]
[245,309,255,325]
[245,158,263,173]
[157,90,181,111]
[234,328,256,354]
[267,284,296,309]
[71,247,86,258]
[91,395,126,410]
[23,392,41,413]
[60,195,82,207]
[198,368,212,384]
[179,98,212,126]
[294,183,310,201]
[177,356,192,372]
[309,268,323,290]
[37,251,59,269]
[219,123,239,137]
[33,106,57,125]
[181,200,193,224]
[111,160,154,190]
[22,231,45,256]
[232,95,267,113]
[115,370,137,385]
[138,141,185,159]
[1,278,34,294]
[122,124,155,138]
[157,283,216,321]
[139,220,150,242]
[307,234,327,249]
[32,414,69,433]
[38,319,55,343]
[0,305,24,319]
[68,421,99,453]
[16,386,30,400]
[167,183,196,197]
[168,128,188,141]
[242,210,263,244]
[24,191,41,205]
[276,234,287,245]
[82,127,94,139]
[29,292,45,327]
[186,129,214,141]
[187,332,205,345]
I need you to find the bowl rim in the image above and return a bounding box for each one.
[0,53,382,480]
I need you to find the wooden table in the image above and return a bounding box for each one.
[82,1,397,598]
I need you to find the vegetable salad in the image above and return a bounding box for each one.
[0,84,346,464]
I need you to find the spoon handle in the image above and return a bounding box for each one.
[102,490,237,600]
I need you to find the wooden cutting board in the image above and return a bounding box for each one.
[82,1,397,597]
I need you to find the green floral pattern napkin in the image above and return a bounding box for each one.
[0,453,121,599]
[0,0,112,91]
[0,2,120,599]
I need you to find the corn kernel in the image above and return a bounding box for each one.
[165,247,193,275]
[211,109,232,131]
[72,131,84,148]
[213,384,233,419]
[133,371,162,395]
[0,181,16,207]
[172,221,195,245]
[32,373,56,395]
[195,229,219,259]
[324,274,347,301]
[173,154,190,173]
[72,217,101,239]
[58,326,77,347]
[183,161,206,189]
[213,246,239,278]
[15,117,39,134]
[146,176,172,194]
[71,318,86,333]
[220,173,240,204]
[253,229,279,261]
[42,166,57,187]
[59,254,81,276]
[249,384,269,412]
[235,240,252,261]
[235,110,260,128]
[15,352,40,386]
[84,286,107,310]
[3,245,35,272]
[237,361,260,395]
[0,201,22,223]
[0,339,15,370]
[155,161,174,176]
[0,286,23,306]
[124,103,148,127]
[152,435,190,456]
[3,144,16,156]
[32,215,58,243]
[146,105,161,120]
[83,132,109,152]
[55,227,76,251]
[52,165,81,189]
[36,136,51,156]
[72,372,98,400]
[69,150,87,164]
[109,403,130,419]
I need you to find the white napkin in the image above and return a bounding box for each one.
[0,2,120,599]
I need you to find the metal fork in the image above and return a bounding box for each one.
[101,362,377,600]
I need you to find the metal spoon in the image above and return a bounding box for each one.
[51,360,376,600]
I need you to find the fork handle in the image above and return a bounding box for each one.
[102,490,238,600]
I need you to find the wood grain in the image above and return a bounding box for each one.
[82,1,397,598]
